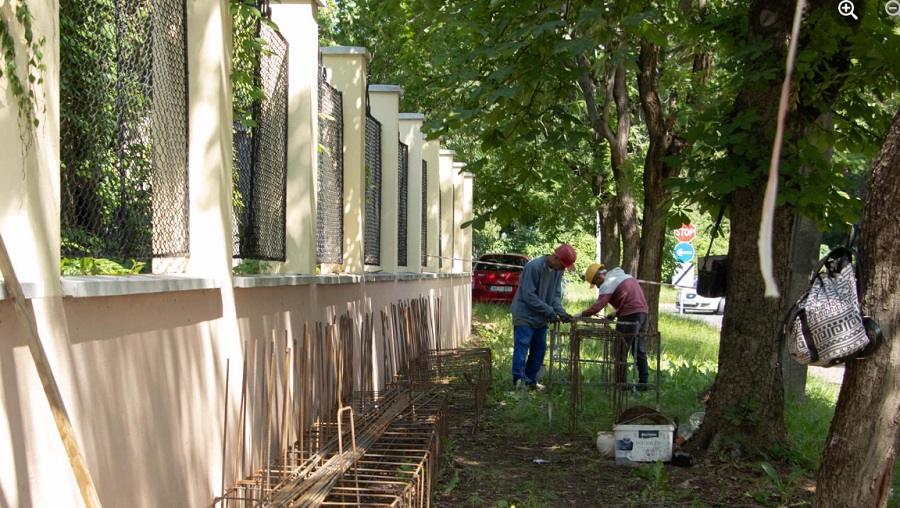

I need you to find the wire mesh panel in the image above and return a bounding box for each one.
[317,68,344,264]
[397,140,409,268]
[231,17,288,261]
[364,113,382,266]
[421,159,427,267]
[60,0,189,262]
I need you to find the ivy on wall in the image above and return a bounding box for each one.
[0,0,45,129]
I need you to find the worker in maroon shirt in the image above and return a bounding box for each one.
[577,264,650,389]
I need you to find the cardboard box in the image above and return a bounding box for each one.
[612,424,675,462]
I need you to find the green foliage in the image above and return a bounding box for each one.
[60,257,146,276]
[232,259,270,275]
[748,461,805,507]
[0,0,45,129]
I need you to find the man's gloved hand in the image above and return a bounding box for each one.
[548,314,561,323]
[559,312,574,323]
[605,312,616,321]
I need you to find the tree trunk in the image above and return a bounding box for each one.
[598,202,620,268]
[816,108,900,507]
[578,51,640,274]
[693,185,793,451]
[692,0,798,453]
[605,59,640,274]
[637,41,684,332]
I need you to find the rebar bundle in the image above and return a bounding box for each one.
[213,295,484,508]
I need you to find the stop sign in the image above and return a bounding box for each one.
[673,224,696,243]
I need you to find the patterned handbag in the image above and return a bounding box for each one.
[784,246,882,367]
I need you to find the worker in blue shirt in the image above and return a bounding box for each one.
[509,244,577,389]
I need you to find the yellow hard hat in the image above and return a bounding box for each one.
[585,263,606,288]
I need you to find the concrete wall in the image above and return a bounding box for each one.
[0,1,473,506]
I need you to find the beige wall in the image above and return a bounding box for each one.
[0,3,472,508]
[272,1,321,274]
[321,46,369,274]
[422,139,441,272]
[438,149,455,273]
[368,85,402,273]
[399,113,425,272]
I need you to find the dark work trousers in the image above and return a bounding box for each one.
[615,312,649,386]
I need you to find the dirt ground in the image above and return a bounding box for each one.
[432,405,817,507]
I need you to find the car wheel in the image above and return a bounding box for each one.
[716,299,725,315]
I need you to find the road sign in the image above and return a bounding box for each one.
[673,242,695,263]
[673,224,696,243]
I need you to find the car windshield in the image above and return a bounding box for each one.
[475,255,527,271]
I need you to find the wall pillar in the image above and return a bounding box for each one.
[272,0,322,274]
[368,85,402,273]
[461,172,474,272]
[452,162,466,273]
[422,138,441,273]
[321,46,369,274]
[438,149,455,274]
[399,113,424,272]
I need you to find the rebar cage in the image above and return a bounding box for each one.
[547,317,661,433]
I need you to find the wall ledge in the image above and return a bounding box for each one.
[0,272,471,300]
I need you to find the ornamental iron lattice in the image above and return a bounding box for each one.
[364,113,382,266]
[60,0,189,262]
[317,67,344,264]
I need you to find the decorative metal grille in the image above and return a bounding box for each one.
[364,113,382,266]
[317,67,344,264]
[421,160,427,267]
[232,17,288,261]
[397,141,409,268]
[60,0,189,262]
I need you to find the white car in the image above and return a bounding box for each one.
[676,279,725,314]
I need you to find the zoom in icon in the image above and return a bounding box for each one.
[887,0,900,17]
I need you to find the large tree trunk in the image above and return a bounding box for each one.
[637,42,684,332]
[693,186,793,450]
[816,108,900,507]
[693,0,798,451]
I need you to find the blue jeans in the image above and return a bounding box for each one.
[512,325,548,386]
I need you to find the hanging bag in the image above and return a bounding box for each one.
[697,208,727,298]
[783,245,882,367]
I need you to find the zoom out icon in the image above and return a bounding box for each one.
[887,0,900,17]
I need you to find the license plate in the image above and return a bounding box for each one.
[490,285,513,293]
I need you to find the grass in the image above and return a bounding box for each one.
[471,280,848,481]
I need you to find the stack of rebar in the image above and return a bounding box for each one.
[215,295,468,508]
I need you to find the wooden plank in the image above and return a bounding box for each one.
[0,233,102,507]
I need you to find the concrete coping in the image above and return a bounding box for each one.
[461,172,475,178]
[398,113,426,121]
[368,84,403,94]
[0,272,470,299]
[439,149,456,156]
[453,162,467,168]
[320,46,372,60]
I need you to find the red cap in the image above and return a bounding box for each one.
[554,244,577,271]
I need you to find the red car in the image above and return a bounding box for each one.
[471,253,530,304]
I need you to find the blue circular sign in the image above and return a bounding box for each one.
[673,242,695,263]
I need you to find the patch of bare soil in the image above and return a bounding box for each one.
[433,405,816,508]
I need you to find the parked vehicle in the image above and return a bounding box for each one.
[676,278,726,314]
[471,253,530,304]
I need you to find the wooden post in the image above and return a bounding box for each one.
[0,233,103,507]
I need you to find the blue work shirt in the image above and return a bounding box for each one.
[510,255,566,328]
